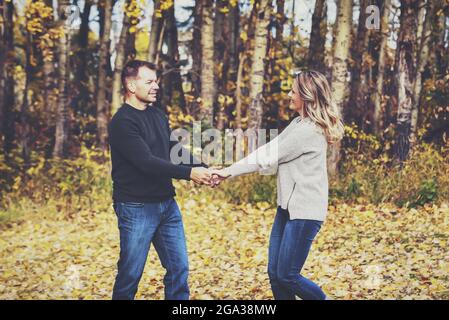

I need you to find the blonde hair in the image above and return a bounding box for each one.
[295,70,344,144]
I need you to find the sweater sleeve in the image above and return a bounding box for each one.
[109,118,192,180]
[222,122,318,178]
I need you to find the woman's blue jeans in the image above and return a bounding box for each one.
[112,198,189,300]
[267,207,326,300]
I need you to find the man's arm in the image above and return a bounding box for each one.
[220,123,314,178]
[109,118,192,180]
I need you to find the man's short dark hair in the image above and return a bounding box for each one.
[121,60,158,92]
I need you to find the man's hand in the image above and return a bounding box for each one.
[210,168,231,188]
[190,167,212,185]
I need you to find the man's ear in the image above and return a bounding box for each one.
[126,80,136,93]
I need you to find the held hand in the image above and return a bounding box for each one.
[190,167,212,186]
[210,168,231,187]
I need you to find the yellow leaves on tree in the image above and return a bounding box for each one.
[125,0,141,34]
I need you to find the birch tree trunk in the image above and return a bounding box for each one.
[414,1,427,62]
[411,0,436,136]
[395,0,418,162]
[328,0,353,177]
[148,0,163,63]
[248,0,272,130]
[200,0,215,127]
[53,0,71,158]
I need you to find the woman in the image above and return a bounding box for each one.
[212,70,344,300]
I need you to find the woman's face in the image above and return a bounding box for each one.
[288,79,304,112]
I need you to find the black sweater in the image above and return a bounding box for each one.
[108,103,203,203]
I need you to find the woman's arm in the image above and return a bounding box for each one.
[219,122,317,178]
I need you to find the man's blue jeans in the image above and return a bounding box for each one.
[112,198,189,300]
[268,207,326,300]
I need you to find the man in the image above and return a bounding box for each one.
[108,60,212,300]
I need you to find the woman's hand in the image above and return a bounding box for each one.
[209,168,231,188]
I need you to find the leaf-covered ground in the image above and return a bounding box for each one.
[0,198,448,300]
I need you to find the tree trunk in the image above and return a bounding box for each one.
[432,1,448,76]
[162,2,186,111]
[373,0,391,135]
[234,53,245,129]
[148,0,163,63]
[331,0,353,113]
[228,1,239,86]
[74,0,92,116]
[1,0,15,156]
[329,0,353,177]
[125,27,136,61]
[214,0,228,130]
[78,0,92,48]
[414,1,427,61]
[248,0,272,130]
[349,0,370,127]
[395,0,418,163]
[288,0,296,56]
[41,0,57,117]
[96,0,113,151]
[308,0,327,73]
[124,0,137,61]
[53,0,71,158]
[190,0,202,116]
[235,2,258,129]
[271,0,286,127]
[19,28,32,162]
[43,58,57,113]
[411,0,436,136]
[111,0,131,115]
[200,0,215,127]
[218,1,240,128]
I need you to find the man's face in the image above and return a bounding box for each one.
[128,67,160,104]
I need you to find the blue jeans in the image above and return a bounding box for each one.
[112,198,189,300]
[267,207,326,300]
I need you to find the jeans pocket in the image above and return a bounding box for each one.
[122,202,145,208]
